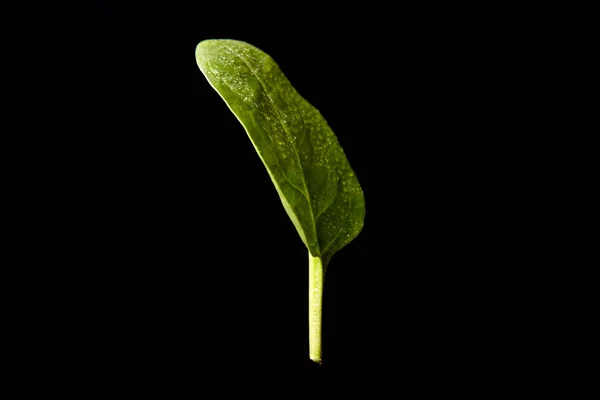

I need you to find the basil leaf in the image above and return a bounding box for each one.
[195,39,365,364]
[196,39,364,266]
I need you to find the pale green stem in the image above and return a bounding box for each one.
[309,253,324,364]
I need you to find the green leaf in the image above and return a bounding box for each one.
[195,39,365,268]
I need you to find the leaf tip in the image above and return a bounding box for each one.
[194,39,214,64]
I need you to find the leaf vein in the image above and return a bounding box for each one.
[224,44,319,248]
[321,196,353,256]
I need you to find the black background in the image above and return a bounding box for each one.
[91,0,529,391]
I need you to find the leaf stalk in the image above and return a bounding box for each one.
[309,253,324,364]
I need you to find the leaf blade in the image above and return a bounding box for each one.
[196,39,365,265]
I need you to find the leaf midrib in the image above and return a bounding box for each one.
[224,43,320,248]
